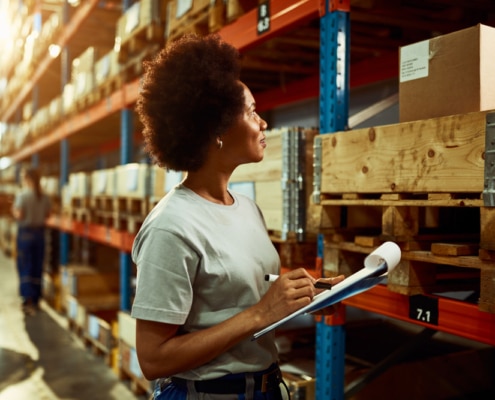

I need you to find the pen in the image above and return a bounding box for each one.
[264,274,332,290]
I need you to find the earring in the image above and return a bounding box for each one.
[217,140,223,149]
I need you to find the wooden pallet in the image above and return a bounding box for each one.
[114,196,150,215]
[118,340,154,396]
[74,91,98,112]
[272,236,317,270]
[91,196,115,212]
[94,74,124,102]
[119,44,160,84]
[314,110,492,248]
[113,212,145,234]
[321,236,495,314]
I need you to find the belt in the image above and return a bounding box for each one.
[171,364,282,394]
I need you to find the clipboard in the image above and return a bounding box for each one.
[253,241,401,340]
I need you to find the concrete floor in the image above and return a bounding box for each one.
[0,250,147,400]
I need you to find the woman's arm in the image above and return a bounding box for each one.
[11,204,22,220]
[135,268,319,380]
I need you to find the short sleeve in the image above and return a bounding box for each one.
[131,227,200,324]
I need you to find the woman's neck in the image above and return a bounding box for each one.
[183,171,233,205]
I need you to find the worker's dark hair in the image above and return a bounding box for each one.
[24,167,42,199]
[136,34,244,171]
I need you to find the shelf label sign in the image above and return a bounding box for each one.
[257,2,270,35]
[409,295,438,325]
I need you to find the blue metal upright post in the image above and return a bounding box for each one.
[121,108,133,164]
[59,0,71,267]
[317,1,350,399]
[120,106,134,311]
[60,139,70,266]
[320,2,350,134]
[31,154,39,168]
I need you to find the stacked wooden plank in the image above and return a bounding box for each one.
[313,110,495,313]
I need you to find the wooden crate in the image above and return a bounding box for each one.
[313,110,495,312]
[61,264,120,298]
[84,309,119,364]
[230,127,319,242]
[66,293,121,336]
[166,0,225,41]
[113,163,151,232]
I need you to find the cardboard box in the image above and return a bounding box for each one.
[399,24,495,122]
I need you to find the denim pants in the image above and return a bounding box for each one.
[153,380,289,400]
[17,227,45,305]
[153,368,290,400]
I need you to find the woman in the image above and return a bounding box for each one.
[131,34,344,400]
[12,167,51,315]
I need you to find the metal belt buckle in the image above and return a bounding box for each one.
[261,368,281,392]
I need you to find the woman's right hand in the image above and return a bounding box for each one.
[255,268,317,327]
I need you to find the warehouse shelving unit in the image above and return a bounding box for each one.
[2,0,495,398]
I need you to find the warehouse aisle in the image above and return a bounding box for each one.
[0,250,147,400]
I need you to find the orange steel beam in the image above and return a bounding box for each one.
[0,0,100,122]
[47,215,135,253]
[219,0,320,51]
[344,285,495,346]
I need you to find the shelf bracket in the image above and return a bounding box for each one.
[484,112,495,207]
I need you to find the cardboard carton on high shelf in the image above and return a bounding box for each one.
[399,23,495,122]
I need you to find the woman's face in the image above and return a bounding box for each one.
[223,82,268,166]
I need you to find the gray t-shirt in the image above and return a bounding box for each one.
[131,184,280,380]
[14,189,51,227]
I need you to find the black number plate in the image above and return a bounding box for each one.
[257,2,270,35]
[409,295,439,325]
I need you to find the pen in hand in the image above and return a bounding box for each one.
[264,274,332,290]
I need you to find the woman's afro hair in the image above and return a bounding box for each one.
[136,34,245,171]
